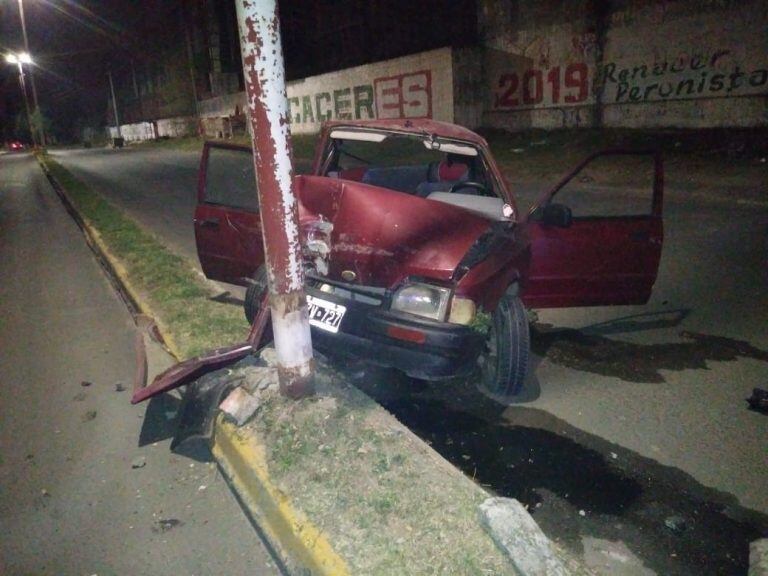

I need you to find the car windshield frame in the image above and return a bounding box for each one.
[318,127,505,199]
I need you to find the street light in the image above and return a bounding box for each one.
[17,0,45,147]
[5,51,37,148]
[6,52,32,65]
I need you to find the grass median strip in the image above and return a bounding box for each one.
[42,155,249,359]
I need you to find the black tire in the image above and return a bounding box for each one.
[477,295,530,399]
[244,265,269,324]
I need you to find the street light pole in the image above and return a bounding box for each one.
[235,0,315,398]
[6,53,37,147]
[184,19,201,134]
[18,0,45,147]
[107,70,122,139]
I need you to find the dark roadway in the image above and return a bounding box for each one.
[49,145,768,575]
[0,152,280,576]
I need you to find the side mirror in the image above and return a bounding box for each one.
[541,203,573,228]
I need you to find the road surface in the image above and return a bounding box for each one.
[51,145,768,575]
[0,152,281,576]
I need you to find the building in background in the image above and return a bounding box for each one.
[103,0,767,142]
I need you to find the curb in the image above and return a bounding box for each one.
[751,539,768,576]
[37,155,183,361]
[212,416,350,575]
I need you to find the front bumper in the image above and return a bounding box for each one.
[306,284,484,380]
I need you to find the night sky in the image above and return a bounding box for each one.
[0,1,181,141]
[0,0,475,142]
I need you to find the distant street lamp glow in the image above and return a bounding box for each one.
[5,52,32,65]
[5,50,37,146]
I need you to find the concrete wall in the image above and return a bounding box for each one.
[156,116,198,138]
[108,122,155,142]
[124,1,766,141]
[480,0,768,129]
[108,116,198,142]
[196,47,459,136]
[285,47,455,134]
[198,92,247,119]
[453,48,486,128]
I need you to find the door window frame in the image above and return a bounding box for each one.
[525,149,664,222]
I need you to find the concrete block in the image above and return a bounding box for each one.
[242,365,279,393]
[750,539,768,576]
[479,497,586,576]
[259,347,279,368]
[219,387,261,426]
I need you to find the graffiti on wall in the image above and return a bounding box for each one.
[287,71,432,126]
[493,63,591,109]
[491,49,767,110]
[600,50,767,104]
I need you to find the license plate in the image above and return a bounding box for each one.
[306,295,346,333]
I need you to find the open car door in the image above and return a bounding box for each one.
[523,150,664,308]
[194,142,263,287]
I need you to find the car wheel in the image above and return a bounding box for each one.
[244,265,269,324]
[477,295,530,399]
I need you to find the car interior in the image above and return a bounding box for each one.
[324,133,510,221]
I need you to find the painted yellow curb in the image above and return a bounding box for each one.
[212,416,350,576]
[85,225,184,360]
[37,155,183,361]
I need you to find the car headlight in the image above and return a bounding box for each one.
[390,282,451,321]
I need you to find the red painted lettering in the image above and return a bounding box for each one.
[497,73,519,107]
[564,63,588,103]
[546,66,561,104]
[374,70,432,119]
[522,69,543,105]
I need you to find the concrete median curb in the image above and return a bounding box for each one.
[203,356,596,575]
[37,154,183,360]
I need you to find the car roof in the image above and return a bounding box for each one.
[322,119,488,146]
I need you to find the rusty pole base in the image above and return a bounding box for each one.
[270,291,315,399]
[277,363,315,399]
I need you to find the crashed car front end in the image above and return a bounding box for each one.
[291,122,525,380]
[303,274,486,379]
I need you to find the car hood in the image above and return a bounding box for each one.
[295,175,492,288]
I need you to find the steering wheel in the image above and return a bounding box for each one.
[449,181,488,195]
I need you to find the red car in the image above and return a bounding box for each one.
[8,141,25,152]
[194,120,663,398]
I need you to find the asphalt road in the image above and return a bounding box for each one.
[51,145,768,575]
[0,152,280,576]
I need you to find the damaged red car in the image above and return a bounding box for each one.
[194,119,663,398]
